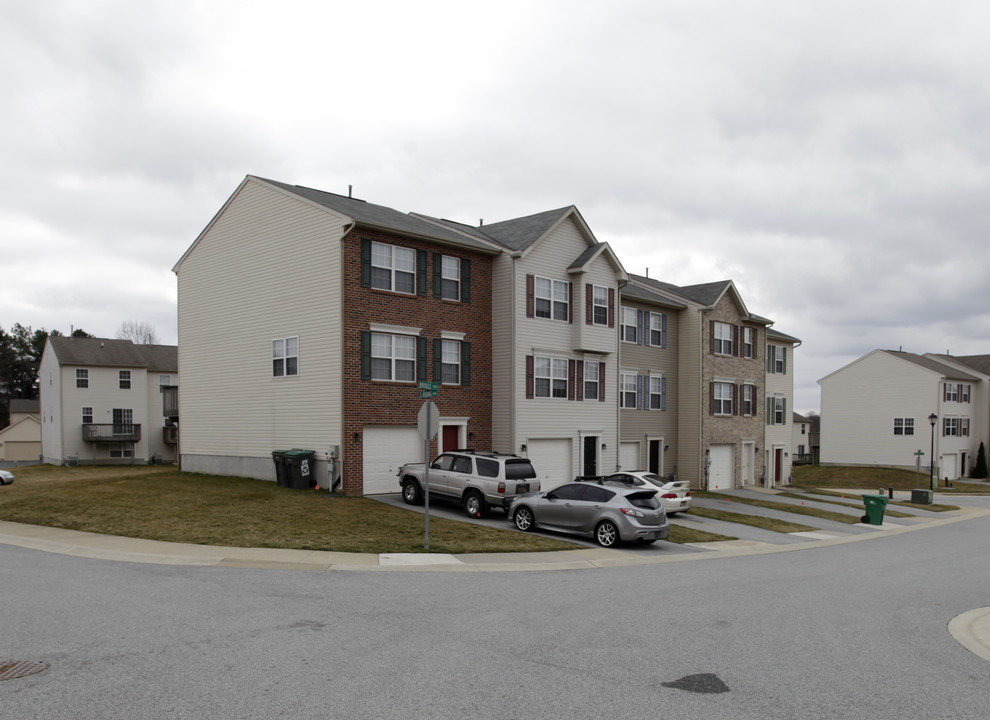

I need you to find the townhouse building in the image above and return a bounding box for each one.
[820,350,987,480]
[39,336,177,465]
[173,176,498,494]
[175,176,798,494]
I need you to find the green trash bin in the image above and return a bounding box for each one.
[283,449,317,489]
[861,494,889,525]
[271,450,290,487]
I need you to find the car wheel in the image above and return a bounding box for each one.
[595,520,619,547]
[464,491,488,518]
[514,506,534,531]
[401,480,423,505]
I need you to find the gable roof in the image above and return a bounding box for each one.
[621,277,689,309]
[939,354,990,376]
[255,177,501,254]
[767,327,802,344]
[628,274,770,323]
[47,337,177,372]
[9,398,40,415]
[469,206,576,252]
[884,350,980,380]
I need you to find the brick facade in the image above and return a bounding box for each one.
[341,228,493,494]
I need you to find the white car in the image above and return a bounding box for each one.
[0,469,14,486]
[605,471,691,515]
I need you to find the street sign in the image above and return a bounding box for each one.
[418,390,438,399]
[417,400,439,441]
[418,381,439,391]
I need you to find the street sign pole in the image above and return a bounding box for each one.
[417,399,440,549]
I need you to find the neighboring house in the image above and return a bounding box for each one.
[792,412,812,465]
[0,399,41,462]
[615,275,687,478]
[819,350,985,479]
[39,337,178,465]
[764,327,801,486]
[173,176,499,494]
[420,207,629,491]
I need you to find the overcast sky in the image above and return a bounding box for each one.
[3,0,989,413]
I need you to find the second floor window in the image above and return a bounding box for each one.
[943,417,959,437]
[371,333,416,382]
[273,336,299,377]
[584,361,599,400]
[82,406,93,424]
[76,369,89,388]
[648,312,666,347]
[119,370,131,390]
[649,376,664,410]
[620,372,637,409]
[371,241,416,294]
[440,340,461,385]
[944,383,958,402]
[742,384,754,416]
[713,382,733,415]
[534,356,568,398]
[535,277,569,321]
[894,418,915,436]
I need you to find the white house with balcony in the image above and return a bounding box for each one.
[39,336,178,465]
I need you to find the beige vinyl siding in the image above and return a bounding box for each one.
[491,252,515,452]
[513,217,619,475]
[39,342,62,464]
[676,307,704,487]
[176,179,345,478]
[618,302,678,472]
[820,351,938,469]
[765,341,794,484]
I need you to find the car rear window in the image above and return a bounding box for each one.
[476,458,499,478]
[582,486,615,503]
[627,491,661,509]
[504,459,537,480]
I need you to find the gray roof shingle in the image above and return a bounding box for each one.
[49,337,177,372]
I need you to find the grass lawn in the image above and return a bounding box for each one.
[792,464,990,493]
[683,506,817,533]
[0,465,732,552]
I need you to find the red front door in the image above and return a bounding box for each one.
[442,425,460,453]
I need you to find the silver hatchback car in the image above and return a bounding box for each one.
[508,481,669,547]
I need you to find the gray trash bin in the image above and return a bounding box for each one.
[283,449,316,489]
[271,450,290,487]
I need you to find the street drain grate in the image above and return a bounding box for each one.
[0,660,50,681]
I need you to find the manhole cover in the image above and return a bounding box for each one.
[0,660,50,681]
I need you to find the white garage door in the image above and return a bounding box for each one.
[708,444,734,491]
[363,427,424,495]
[941,453,958,482]
[527,438,572,492]
[619,442,640,472]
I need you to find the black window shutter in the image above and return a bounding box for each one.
[576,361,584,401]
[585,284,593,325]
[417,250,428,296]
[525,355,534,398]
[526,275,535,317]
[608,288,615,328]
[599,362,606,402]
[433,338,442,382]
[661,376,667,411]
[461,342,471,385]
[433,253,442,299]
[360,239,371,288]
[360,331,371,380]
[417,336,428,381]
[568,360,576,401]
[461,258,470,303]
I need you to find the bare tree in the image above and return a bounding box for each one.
[117,320,160,345]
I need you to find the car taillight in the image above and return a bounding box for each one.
[621,507,645,517]
[686,490,691,497]
[661,492,677,499]
[498,482,505,494]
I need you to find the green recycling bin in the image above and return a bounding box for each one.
[283,449,316,489]
[861,494,889,525]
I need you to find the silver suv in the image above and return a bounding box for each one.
[398,451,539,518]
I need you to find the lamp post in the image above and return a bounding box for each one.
[929,413,938,491]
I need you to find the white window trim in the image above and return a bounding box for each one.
[713,381,733,415]
[441,255,461,301]
[584,360,600,401]
[371,332,416,383]
[370,241,416,295]
[620,372,638,409]
[272,335,300,377]
[620,307,638,343]
[714,322,733,356]
[534,355,568,398]
[441,339,461,386]
[592,285,609,326]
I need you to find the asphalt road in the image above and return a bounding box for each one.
[3,497,990,719]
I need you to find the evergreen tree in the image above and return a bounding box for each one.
[973,441,989,479]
